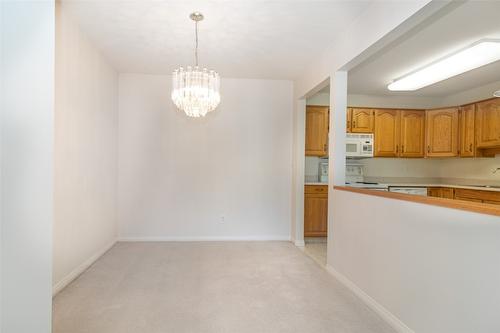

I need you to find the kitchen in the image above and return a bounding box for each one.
[302,1,500,263]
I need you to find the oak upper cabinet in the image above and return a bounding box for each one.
[400,110,425,158]
[351,108,374,133]
[374,109,400,157]
[305,106,329,156]
[425,107,459,157]
[304,185,328,237]
[475,98,500,148]
[346,108,352,133]
[459,104,475,157]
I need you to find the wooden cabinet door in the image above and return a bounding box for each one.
[305,106,329,156]
[400,110,425,157]
[459,104,475,157]
[427,187,442,198]
[441,188,455,199]
[304,193,328,237]
[374,109,400,157]
[346,108,352,133]
[425,108,459,157]
[475,98,500,148]
[351,108,374,133]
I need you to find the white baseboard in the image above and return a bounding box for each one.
[325,264,414,333]
[118,236,291,242]
[294,240,305,247]
[52,239,117,296]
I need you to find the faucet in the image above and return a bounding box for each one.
[493,167,500,174]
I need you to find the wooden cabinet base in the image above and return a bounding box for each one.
[304,186,328,237]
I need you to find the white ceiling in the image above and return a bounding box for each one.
[62,0,371,80]
[348,1,500,97]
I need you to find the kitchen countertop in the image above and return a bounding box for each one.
[306,182,500,192]
[305,182,329,186]
[377,183,500,192]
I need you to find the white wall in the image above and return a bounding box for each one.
[306,92,330,106]
[440,79,500,107]
[118,74,293,240]
[347,94,440,109]
[1,1,54,331]
[53,4,119,293]
[330,189,500,333]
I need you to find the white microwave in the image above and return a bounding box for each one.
[346,133,374,157]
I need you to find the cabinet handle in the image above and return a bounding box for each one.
[402,145,404,153]
[353,121,356,128]
[324,143,327,151]
[396,145,399,153]
[427,145,430,153]
[469,143,473,152]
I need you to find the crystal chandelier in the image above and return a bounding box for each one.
[171,12,221,118]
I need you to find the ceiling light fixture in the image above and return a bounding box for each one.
[388,39,500,91]
[171,12,220,117]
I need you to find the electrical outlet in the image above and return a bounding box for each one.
[220,215,225,223]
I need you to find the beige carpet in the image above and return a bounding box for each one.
[53,241,395,333]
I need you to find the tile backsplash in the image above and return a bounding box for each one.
[360,155,500,185]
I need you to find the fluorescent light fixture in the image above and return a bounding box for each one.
[388,39,500,91]
[494,90,500,97]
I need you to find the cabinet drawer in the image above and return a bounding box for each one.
[305,185,328,194]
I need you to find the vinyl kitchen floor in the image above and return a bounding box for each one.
[53,241,395,333]
[303,237,327,266]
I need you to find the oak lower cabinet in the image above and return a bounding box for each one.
[400,110,425,157]
[425,107,459,157]
[454,189,500,204]
[305,106,329,156]
[304,185,328,237]
[350,108,374,133]
[475,98,500,148]
[427,187,442,198]
[459,104,476,157]
[428,187,455,199]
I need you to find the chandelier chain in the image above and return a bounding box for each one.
[195,20,199,66]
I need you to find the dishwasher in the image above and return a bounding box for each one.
[389,187,428,196]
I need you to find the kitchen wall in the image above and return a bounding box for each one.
[348,94,440,109]
[1,1,54,331]
[439,79,500,107]
[53,4,119,294]
[118,74,293,240]
[358,157,500,185]
[330,189,500,333]
[438,157,500,184]
[360,158,442,183]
